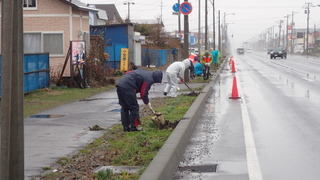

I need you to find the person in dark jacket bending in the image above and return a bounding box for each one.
[116,69,163,132]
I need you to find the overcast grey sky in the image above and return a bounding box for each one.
[81,0,320,47]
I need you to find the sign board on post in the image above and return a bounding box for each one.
[180,2,192,15]
[172,3,180,12]
[120,48,129,71]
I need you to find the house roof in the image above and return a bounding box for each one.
[60,0,98,12]
[87,4,108,21]
[91,4,122,23]
[96,9,108,20]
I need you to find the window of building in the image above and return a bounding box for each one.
[23,0,37,9]
[24,32,64,56]
[24,33,41,53]
[43,33,64,55]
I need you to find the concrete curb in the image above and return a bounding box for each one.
[139,59,228,180]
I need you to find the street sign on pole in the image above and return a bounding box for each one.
[172,3,180,12]
[180,2,192,15]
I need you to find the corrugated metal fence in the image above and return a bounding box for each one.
[0,53,50,96]
[141,48,183,67]
[141,48,167,67]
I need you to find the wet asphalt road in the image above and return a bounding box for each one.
[174,52,320,180]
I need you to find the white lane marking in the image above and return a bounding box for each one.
[236,75,263,180]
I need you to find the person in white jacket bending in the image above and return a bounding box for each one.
[163,59,193,97]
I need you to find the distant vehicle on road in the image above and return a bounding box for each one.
[246,48,252,53]
[270,47,287,59]
[236,48,245,55]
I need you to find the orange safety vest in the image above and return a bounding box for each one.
[202,56,211,63]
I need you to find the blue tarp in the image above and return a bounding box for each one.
[0,53,50,96]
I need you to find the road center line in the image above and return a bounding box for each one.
[236,74,263,180]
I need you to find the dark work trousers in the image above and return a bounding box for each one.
[202,64,210,79]
[116,86,141,128]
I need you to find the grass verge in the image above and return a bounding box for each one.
[24,85,115,117]
[38,94,199,180]
[27,63,221,179]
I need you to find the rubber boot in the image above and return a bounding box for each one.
[123,126,130,132]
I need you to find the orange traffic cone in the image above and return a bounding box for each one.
[229,76,241,99]
[231,60,236,73]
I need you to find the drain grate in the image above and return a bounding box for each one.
[30,114,65,118]
[178,164,217,173]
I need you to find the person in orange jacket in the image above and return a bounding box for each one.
[201,50,213,80]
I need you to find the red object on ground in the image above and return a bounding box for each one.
[231,60,236,73]
[229,76,241,99]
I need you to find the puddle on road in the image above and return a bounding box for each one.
[80,98,117,101]
[270,70,316,100]
[110,109,121,112]
[30,114,65,118]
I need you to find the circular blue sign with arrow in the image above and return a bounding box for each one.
[180,2,192,15]
[172,3,180,12]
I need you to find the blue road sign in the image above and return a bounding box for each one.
[180,2,192,15]
[172,3,180,12]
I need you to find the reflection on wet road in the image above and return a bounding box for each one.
[174,67,249,179]
[174,52,320,180]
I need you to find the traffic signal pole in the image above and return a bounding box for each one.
[183,0,189,58]
[183,0,190,82]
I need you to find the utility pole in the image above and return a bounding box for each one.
[205,0,208,50]
[211,0,216,50]
[285,15,290,52]
[123,1,135,22]
[160,0,163,23]
[198,0,201,55]
[305,2,312,55]
[178,0,181,40]
[222,12,235,54]
[291,11,294,54]
[218,10,221,52]
[183,0,189,58]
[278,20,282,46]
[272,26,275,47]
[183,0,190,82]
[223,12,226,54]
[1,0,24,179]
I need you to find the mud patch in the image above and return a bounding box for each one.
[159,120,180,130]
[188,91,200,96]
[89,125,105,131]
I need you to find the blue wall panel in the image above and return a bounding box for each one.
[141,49,167,67]
[0,53,50,96]
[90,25,128,68]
